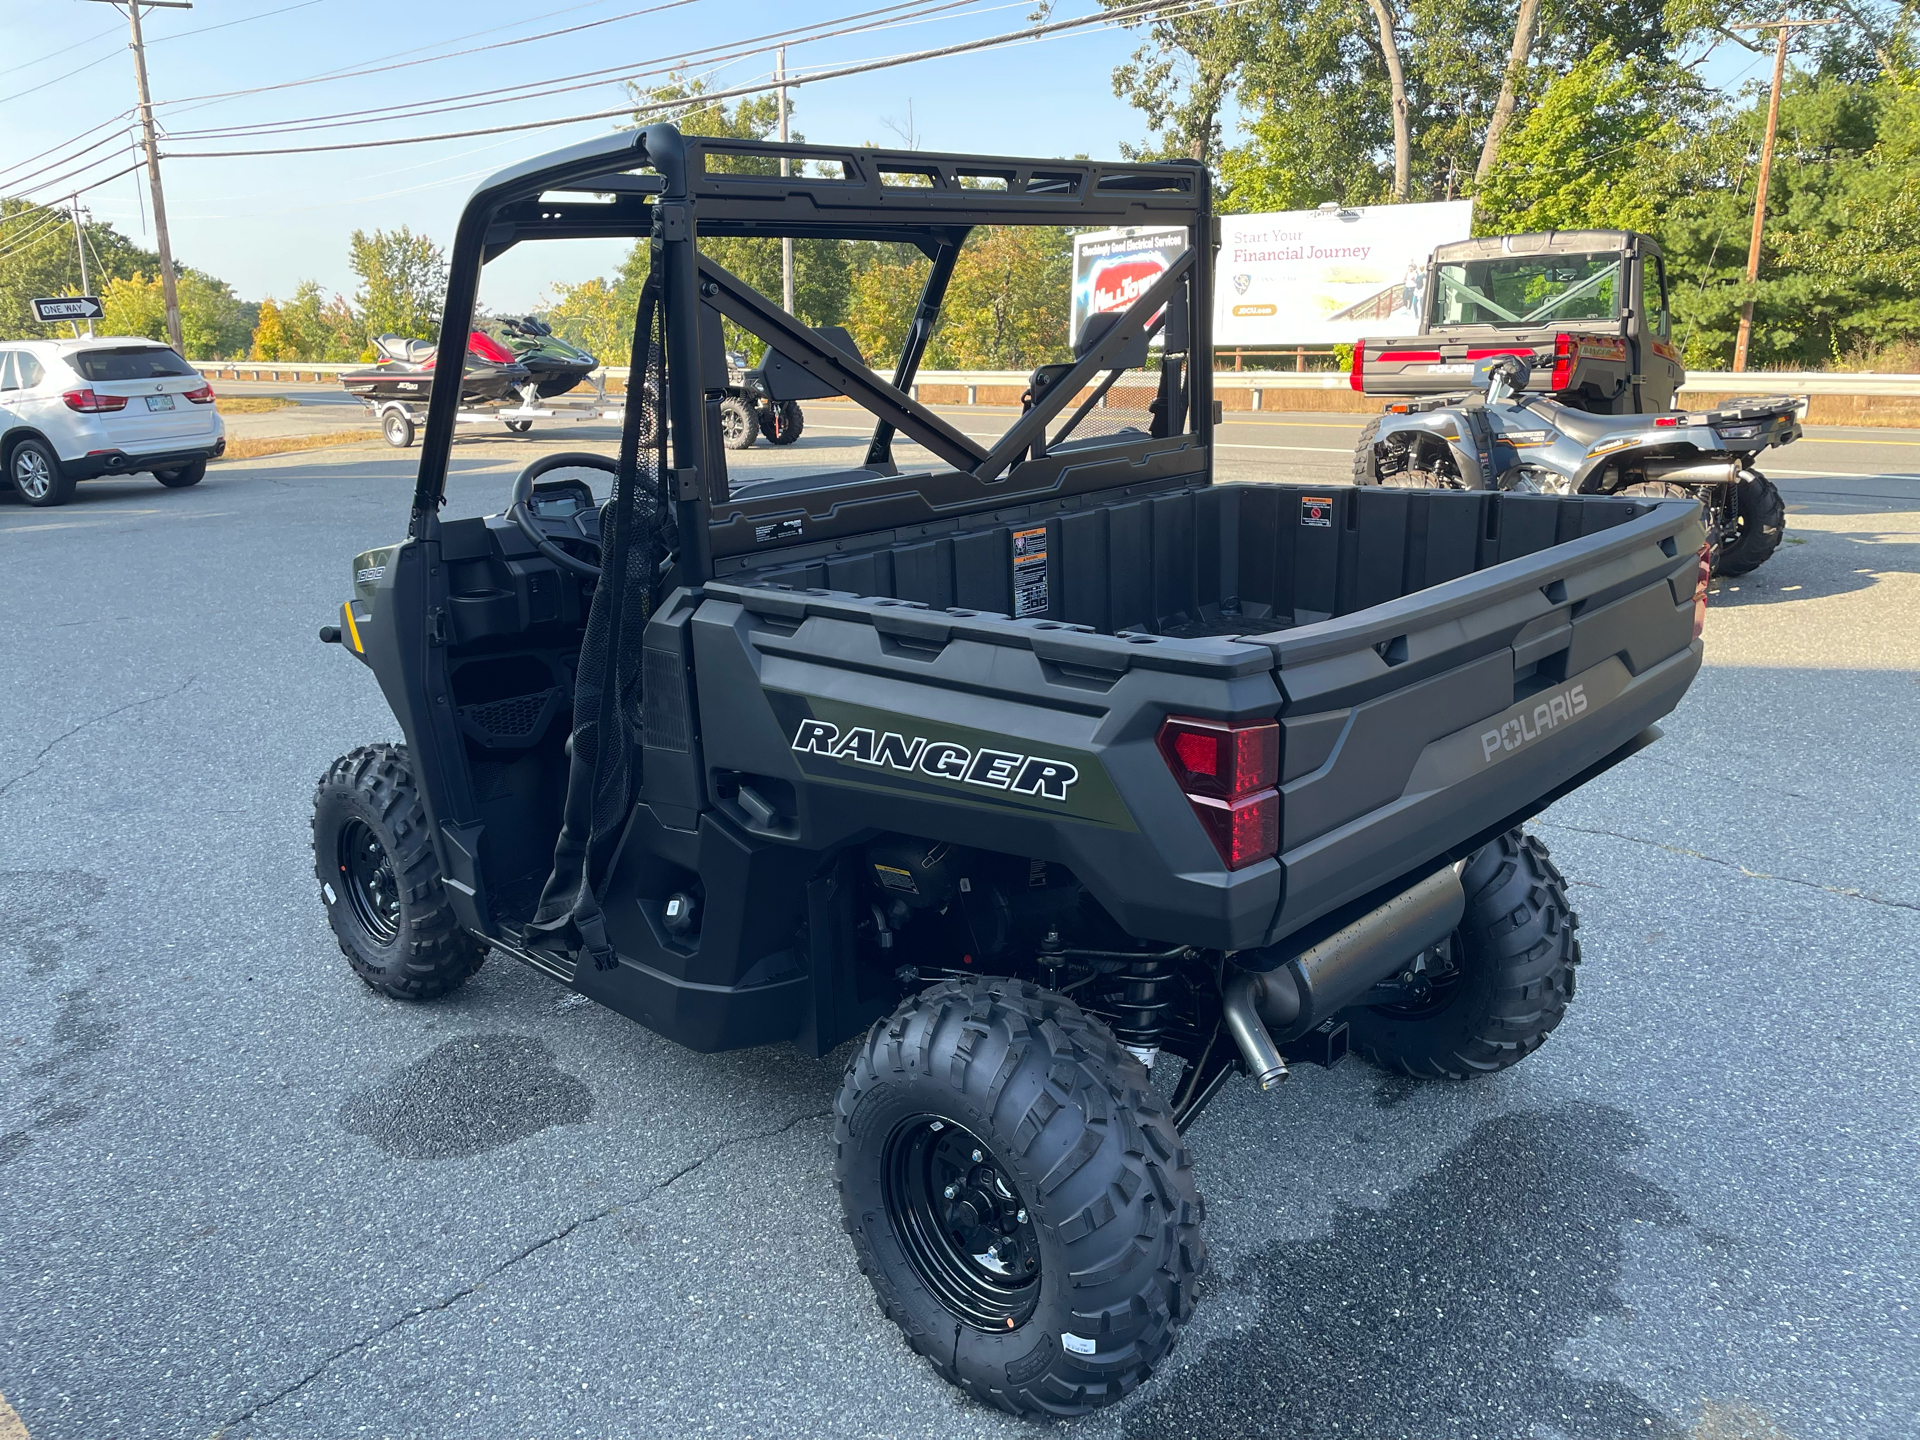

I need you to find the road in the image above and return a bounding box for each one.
[0,409,1914,1440]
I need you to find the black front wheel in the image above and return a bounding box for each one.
[719,395,758,450]
[836,978,1204,1418]
[1347,829,1580,1079]
[312,744,484,1000]
[153,459,207,488]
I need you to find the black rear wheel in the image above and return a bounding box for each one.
[312,744,484,1000]
[1346,829,1580,1079]
[836,977,1204,1418]
[9,437,74,507]
[760,399,804,445]
[1715,471,1786,576]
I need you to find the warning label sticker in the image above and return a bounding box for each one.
[1300,495,1334,528]
[1012,525,1049,617]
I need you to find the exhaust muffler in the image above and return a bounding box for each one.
[1222,862,1467,1088]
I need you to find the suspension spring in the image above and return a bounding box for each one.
[1107,953,1181,1050]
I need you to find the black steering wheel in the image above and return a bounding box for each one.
[508,451,613,578]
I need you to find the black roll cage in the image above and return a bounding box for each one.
[408,124,1216,584]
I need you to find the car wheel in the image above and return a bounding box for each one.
[8,437,76,507]
[153,459,207,488]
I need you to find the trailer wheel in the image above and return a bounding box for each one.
[505,419,533,434]
[312,744,485,1000]
[1346,829,1580,1080]
[836,977,1204,1418]
[382,410,416,448]
[719,396,758,450]
[1714,472,1786,577]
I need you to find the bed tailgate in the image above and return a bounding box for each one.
[1255,491,1706,943]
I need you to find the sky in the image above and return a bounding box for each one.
[2,1,1788,315]
[1,0,1159,312]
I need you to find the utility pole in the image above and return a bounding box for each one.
[777,45,795,315]
[1732,15,1840,372]
[71,198,94,338]
[85,0,191,355]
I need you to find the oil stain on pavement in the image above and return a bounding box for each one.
[3,987,121,1168]
[0,869,108,977]
[1127,1103,1690,1440]
[337,1033,593,1160]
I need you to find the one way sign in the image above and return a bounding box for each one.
[31,296,104,322]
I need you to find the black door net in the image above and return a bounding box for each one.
[531,272,671,964]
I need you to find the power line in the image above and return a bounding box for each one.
[150,0,715,114]
[0,126,134,193]
[163,0,983,142]
[0,113,136,187]
[149,0,330,44]
[162,0,1238,158]
[9,139,143,203]
[0,44,132,108]
[0,20,125,81]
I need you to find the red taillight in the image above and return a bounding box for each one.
[62,388,126,413]
[1550,333,1574,392]
[1654,414,1683,427]
[1158,716,1281,869]
[184,382,215,404]
[1692,545,1710,640]
[1349,343,1365,392]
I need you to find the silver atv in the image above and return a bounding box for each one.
[1355,354,1798,576]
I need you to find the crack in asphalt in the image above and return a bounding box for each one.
[219,1106,835,1433]
[0,676,198,803]
[1537,820,1920,912]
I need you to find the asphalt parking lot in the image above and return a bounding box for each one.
[1,407,1915,1440]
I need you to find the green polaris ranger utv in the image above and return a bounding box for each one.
[313,126,1707,1417]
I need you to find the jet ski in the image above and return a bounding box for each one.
[339,330,531,406]
[495,315,599,398]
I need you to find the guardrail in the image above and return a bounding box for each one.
[194,362,1920,425]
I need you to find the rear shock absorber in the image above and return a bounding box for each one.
[1107,951,1182,1070]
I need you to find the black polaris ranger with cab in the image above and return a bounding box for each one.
[314,126,1707,1419]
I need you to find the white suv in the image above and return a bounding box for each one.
[0,337,227,507]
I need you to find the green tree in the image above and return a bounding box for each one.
[348,226,447,344]
[250,297,290,360]
[1099,0,1262,162]
[0,199,160,339]
[276,281,359,361]
[844,255,930,369]
[927,226,1073,370]
[99,268,253,357]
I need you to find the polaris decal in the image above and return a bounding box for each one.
[1481,683,1587,761]
[792,719,1080,800]
[1397,656,1640,796]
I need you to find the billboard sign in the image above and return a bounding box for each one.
[1214,201,1474,346]
[1071,226,1188,346]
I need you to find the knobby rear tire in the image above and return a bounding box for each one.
[835,977,1205,1418]
[1715,472,1786,577]
[1347,829,1580,1080]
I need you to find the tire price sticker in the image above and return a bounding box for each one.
[1012,525,1049,617]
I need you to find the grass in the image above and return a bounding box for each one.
[218,429,382,461]
[214,395,298,414]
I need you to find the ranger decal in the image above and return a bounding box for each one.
[792,719,1080,801]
